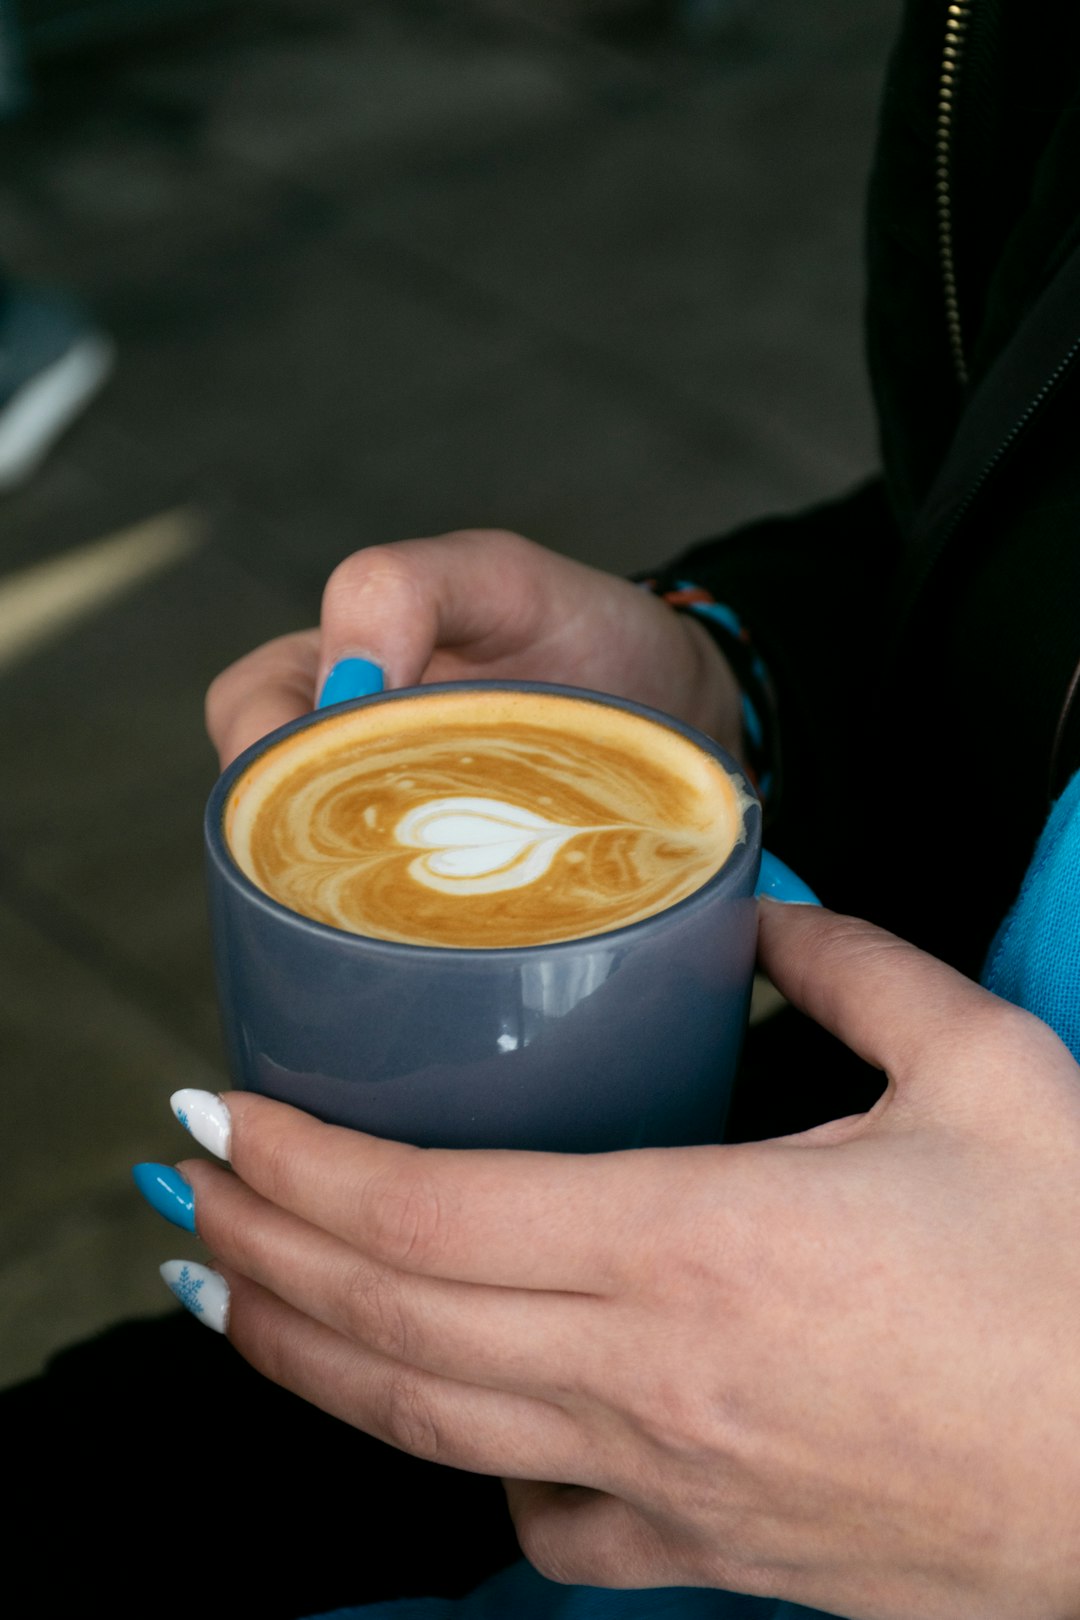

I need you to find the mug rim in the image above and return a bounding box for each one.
[204,679,763,961]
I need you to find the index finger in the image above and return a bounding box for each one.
[206,630,320,768]
[756,900,1009,1080]
[220,1091,639,1292]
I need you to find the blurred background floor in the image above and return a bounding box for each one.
[0,0,897,1385]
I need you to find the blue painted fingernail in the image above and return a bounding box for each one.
[133,1163,196,1233]
[755,850,821,906]
[317,658,384,709]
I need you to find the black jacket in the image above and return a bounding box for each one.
[662,0,1080,981]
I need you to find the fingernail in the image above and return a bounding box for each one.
[317,658,384,709]
[161,1261,229,1334]
[170,1088,231,1166]
[171,1089,232,1161]
[755,851,821,907]
[133,1163,196,1233]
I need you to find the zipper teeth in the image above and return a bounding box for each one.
[945,337,1080,544]
[937,0,972,388]
[894,331,1080,656]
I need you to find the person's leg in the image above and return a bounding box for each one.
[3,1312,520,1618]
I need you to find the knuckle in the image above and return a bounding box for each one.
[951,984,1016,1035]
[229,1280,288,1382]
[442,527,538,584]
[984,997,1054,1051]
[469,526,529,551]
[343,1264,414,1363]
[361,1157,449,1271]
[626,1375,709,1456]
[245,1309,289,1387]
[377,1369,444,1462]
[198,1196,252,1274]
[932,993,1046,1076]
[444,525,526,550]
[322,547,422,618]
[250,1115,303,1208]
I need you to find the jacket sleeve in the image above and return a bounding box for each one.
[648,478,903,892]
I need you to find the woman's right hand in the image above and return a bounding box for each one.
[206,528,743,770]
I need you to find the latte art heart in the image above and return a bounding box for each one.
[226,690,746,948]
[395,796,598,893]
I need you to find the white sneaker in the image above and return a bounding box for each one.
[0,287,115,492]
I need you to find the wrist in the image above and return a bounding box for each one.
[639,574,781,806]
[680,614,745,764]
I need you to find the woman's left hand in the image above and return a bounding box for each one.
[174,902,1080,1620]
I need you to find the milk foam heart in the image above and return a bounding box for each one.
[225,689,748,948]
[396,796,598,892]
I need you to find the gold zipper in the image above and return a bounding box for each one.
[937,0,972,387]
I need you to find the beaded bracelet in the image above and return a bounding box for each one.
[639,577,781,808]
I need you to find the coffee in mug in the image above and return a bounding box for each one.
[205,681,810,1150]
[224,687,748,948]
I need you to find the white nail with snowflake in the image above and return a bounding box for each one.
[161,1260,229,1334]
[170,1089,232,1161]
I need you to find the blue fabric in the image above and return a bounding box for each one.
[310,772,1080,1620]
[982,767,1080,1058]
[311,1560,814,1620]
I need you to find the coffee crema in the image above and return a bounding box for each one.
[225,689,746,948]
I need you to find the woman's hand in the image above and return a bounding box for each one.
[205,529,742,768]
[171,903,1080,1620]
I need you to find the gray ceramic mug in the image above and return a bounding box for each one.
[204,682,813,1153]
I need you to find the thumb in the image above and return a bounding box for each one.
[756,900,1008,1087]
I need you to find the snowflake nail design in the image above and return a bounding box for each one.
[170,1263,204,1313]
[160,1260,229,1334]
[170,1089,232,1160]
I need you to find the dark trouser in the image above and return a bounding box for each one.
[2,1010,878,1618]
[4,1310,522,1618]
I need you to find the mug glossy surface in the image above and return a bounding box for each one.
[205,682,763,1152]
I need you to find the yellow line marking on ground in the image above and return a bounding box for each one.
[0,508,204,671]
